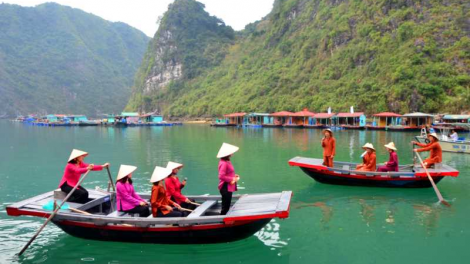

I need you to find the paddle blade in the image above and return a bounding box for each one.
[441,200,451,207]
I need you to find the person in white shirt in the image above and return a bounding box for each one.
[450,129,459,141]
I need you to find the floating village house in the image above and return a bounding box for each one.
[224,113,246,126]
[116,112,140,124]
[140,113,164,123]
[441,114,470,124]
[66,115,88,123]
[244,113,271,127]
[44,114,59,123]
[402,112,434,128]
[289,109,316,127]
[270,111,295,127]
[368,112,402,130]
[337,111,366,129]
[309,113,336,127]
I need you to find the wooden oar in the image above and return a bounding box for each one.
[106,166,115,192]
[188,201,201,206]
[414,152,451,207]
[178,208,193,212]
[18,169,91,256]
[70,208,92,215]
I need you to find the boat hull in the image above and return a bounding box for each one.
[300,167,443,188]
[53,218,271,244]
[288,157,458,188]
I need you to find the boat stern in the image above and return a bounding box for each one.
[288,157,328,171]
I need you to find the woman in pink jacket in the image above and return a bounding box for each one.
[115,165,150,217]
[58,149,109,203]
[217,143,240,215]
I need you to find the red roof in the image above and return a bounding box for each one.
[314,113,335,119]
[270,111,295,117]
[224,112,246,117]
[292,109,315,117]
[337,112,365,118]
[373,112,402,117]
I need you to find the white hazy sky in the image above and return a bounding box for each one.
[2,0,275,36]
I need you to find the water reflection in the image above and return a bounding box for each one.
[292,188,452,235]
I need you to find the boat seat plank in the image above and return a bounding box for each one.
[78,195,111,211]
[107,211,132,217]
[187,200,217,219]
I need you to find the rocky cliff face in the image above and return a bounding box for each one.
[143,30,182,94]
[126,0,235,112]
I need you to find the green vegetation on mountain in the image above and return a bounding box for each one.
[128,0,469,117]
[0,3,149,116]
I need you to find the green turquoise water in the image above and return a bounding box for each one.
[0,121,469,264]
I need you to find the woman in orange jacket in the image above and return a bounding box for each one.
[356,143,376,171]
[149,166,184,218]
[412,133,442,168]
[321,129,336,167]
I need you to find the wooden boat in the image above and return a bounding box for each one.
[7,189,292,244]
[262,124,283,128]
[78,121,100,126]
[415,127,470,154]
[210,123,236,127]
[288,157,458,188]
[303,124,327,129]
[283,124,303,128]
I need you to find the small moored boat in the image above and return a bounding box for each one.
[288,157,458,188]
[7,189,292,244]
[416,126,470,154]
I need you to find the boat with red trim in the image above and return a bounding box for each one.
[6,189,291,244]
[288,157,458,188]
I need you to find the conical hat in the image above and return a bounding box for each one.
[323,128,333,135]
[68,149,88,162]
[167,161,183,171]
[216,143,239,158]
[384,142,397,151]
[362,143,375,151]
[116,165,137,181]
[150,166,172,183]
[428,133,439,140]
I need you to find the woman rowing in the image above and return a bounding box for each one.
[377,142,399,172]
[412,133,442,168]
[58,149,109,203]
[321,129,336,167]
[217,143,240,215]
[165,161,196,210]
[355,143,376,172]
[116,165,150,217]
[150,166,184,218]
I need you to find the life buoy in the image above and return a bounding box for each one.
[424,138,430,144]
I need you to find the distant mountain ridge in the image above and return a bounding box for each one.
[126,0,469,117]
[0,3,150,117]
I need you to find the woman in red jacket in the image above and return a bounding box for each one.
[58,149,109,203]
[165,161,196,210]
